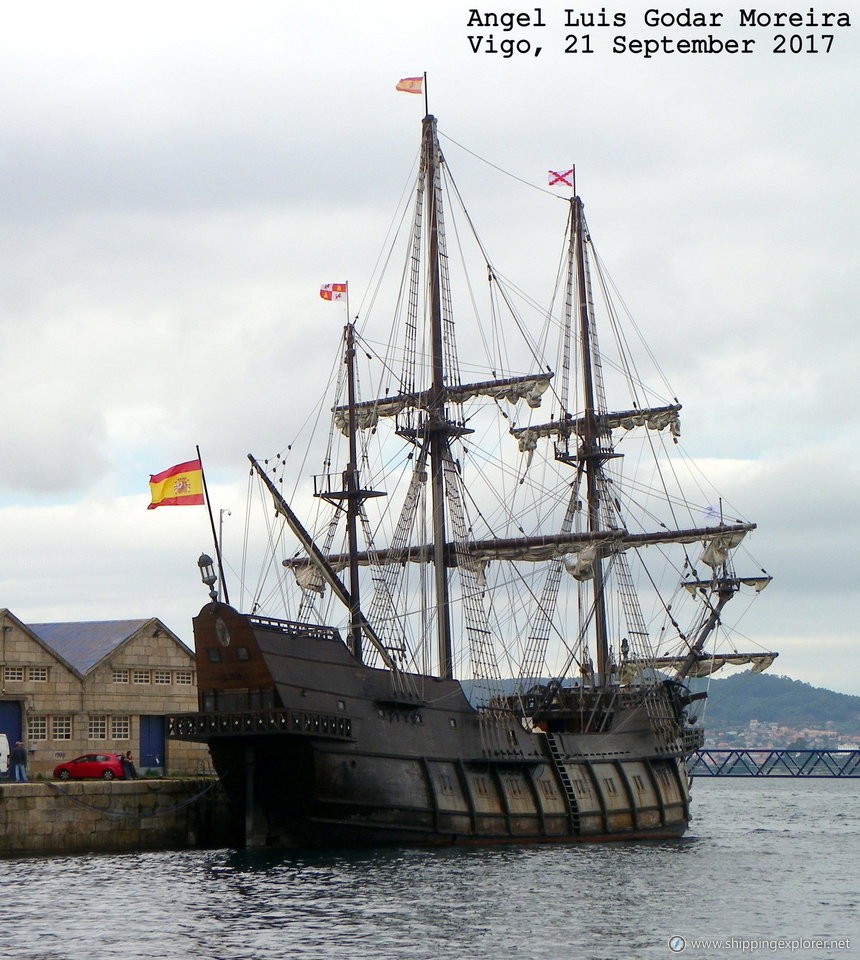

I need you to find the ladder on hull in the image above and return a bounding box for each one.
[544,732,581,834]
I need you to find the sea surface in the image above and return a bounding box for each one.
[2,779,858,960]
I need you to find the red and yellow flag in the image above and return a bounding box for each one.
[148,459,204,509]
[320,283,347,301]
[396,77,423,95]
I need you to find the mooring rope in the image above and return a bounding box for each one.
[44,777,223,820]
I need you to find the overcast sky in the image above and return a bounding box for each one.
[1,2,858,695]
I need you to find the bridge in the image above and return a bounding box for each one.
[689,749,860,778]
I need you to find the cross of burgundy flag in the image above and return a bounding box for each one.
[548,169,574,188]
[320,283,347,301]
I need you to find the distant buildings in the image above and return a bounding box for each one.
[706,718,857,750]
[0,608,209,778]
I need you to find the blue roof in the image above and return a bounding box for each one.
[27,620,152,675]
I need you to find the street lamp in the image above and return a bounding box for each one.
[219,508,231,556]
[197,553,218,601]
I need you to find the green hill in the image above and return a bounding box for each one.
[689,672,860,732]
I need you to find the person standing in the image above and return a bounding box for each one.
[10,742,28,782]
[120,751,138,780]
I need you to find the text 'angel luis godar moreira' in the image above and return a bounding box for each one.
[465,7,851,59]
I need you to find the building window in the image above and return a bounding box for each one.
[112,669,129,683]
[153,670,172,684]
[52,716,72,740]
[175,670,194,684]
[88,716,108,740]
[29,716,48,740]
[28,666,49,682]
[132,670,150,684]
[111,716,130,740]
[3,666,24,682]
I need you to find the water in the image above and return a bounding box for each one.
[2,779,858,960]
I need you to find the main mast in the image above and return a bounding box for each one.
[423,113,455,679]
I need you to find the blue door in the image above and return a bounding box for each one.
[139,715,165,770]
[0,700,22,744]
[0,701,22,778]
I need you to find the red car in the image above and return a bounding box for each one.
[53,753,126,781]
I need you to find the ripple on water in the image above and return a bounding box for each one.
[1,780,858,960]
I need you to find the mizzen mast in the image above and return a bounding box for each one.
[570,195,613,685]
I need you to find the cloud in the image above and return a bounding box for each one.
[0,1,857,696]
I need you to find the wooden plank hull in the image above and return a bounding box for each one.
[205,738,689,848]
[170,603,694,848]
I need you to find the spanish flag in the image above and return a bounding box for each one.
[148,459,204,509]
[396,77,423,95]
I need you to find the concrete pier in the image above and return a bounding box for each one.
[0,778,233,857]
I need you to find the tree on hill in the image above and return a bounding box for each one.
[689,672,860,730]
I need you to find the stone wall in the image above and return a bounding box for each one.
[0,779,234,856]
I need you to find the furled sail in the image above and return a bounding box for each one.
[618,651,778,682]
[683,575,772,595]
[511,403,681,452]
[700,531,748,568]
[283,523,754,574]
[564,544,599,581]
[333,372,553,435]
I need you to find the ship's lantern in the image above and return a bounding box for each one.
[197,553,218,600]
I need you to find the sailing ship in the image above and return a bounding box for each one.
[168,111,775,848]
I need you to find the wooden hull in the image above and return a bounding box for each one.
[169,603,695,849]
[206,738,690,848]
